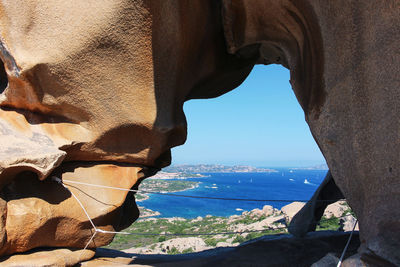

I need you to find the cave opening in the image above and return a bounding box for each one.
[145,64,328,217]
[173,64,325,168]
[128,64,335,253]
[108,65,354,255]
[0,58,8,94]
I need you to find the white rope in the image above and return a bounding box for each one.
[60,178,341,203]
[53,176,354,236]
[53,176,120,252]
[62,179,140,193]
[52,174,359,262]
[82,231,97,251]
[52,176,132,235]
[337,219,358,267]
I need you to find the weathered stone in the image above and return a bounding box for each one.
[124,237,210,255]
[325,201,347,219]
[230,215,286,233]
[0,248,95,267]
[0,0,398,265]
[341,215,359,232]
[0,163,146,256]
[0,113,67,183]
[262,205,274,217]
[341,253,365,267]
[311,253,339,267]
[81,231,360,266]
[281,202,306,224]
[288,172,344,237]
[222,1,399,264]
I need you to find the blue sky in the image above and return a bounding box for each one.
[171,64,325,167]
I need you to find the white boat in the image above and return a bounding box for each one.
[304,179,311,184]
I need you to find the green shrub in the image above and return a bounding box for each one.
[167,247,180,255]
[317,216,340,231]
[204,238,218,247]
[182,248,194,254]
[233,235,245,243]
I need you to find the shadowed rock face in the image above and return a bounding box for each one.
[0,0,254,260]
[0,0,399,266]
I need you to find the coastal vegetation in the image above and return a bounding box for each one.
[106,208,285,251]
[107,166,355,255]
[163,164,277,173]
[106,201,355,254]
[135,179,200,201]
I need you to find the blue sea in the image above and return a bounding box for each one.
[139,169,327,219]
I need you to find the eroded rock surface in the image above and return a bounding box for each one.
[0,0,398,265]
[281,202,306,224]
[0,248,95,267]
[0,163,146,256]
[82,231,360,267]
[0,0,251,260]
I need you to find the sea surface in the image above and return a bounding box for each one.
[139,168,327,219]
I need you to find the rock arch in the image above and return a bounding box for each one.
[0,1,398,266]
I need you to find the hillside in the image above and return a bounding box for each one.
[106,201,356,254]
[163,164,277,173]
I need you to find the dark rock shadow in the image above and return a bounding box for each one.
[88,231,360,266]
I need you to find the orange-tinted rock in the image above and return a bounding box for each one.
[0,164,146,256]
[0,1,250,261]
[0,248,95,266]
[0,0,398,265]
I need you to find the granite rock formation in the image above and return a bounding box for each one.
[288,171,344,237]
[0,0,399,266]
[81,231,360,266]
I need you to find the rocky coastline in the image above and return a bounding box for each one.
[135,178,200,202]
[107,200,356,255]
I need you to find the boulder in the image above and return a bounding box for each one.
[324,201,347,219]
[82,231,361,266]
[0,0,398,265]
[262,205,275,216]
[311,253,339,267]
[123,237,211,255]
[281,202,306,224]
[0,248,95,266]
[229,215,286,232]
[340,215,359,232]
[0,163,146,256]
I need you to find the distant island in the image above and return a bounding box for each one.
[136,179,199,202]
[163,164,278,174]
[137,164,278,206]
[291,163,328,170]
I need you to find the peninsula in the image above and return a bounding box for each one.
[163,164,277,173]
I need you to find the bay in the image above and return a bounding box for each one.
[138,168,327,218]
